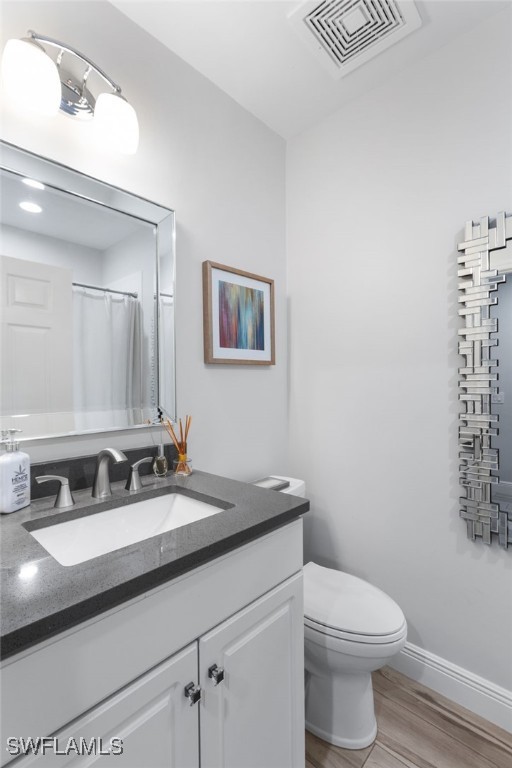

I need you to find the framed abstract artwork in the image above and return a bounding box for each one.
[202,261,275,365]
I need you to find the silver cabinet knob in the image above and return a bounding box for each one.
[36,475,75,509]
[184,682,202,706]
[208,664,225,685]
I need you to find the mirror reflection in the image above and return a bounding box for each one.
[0,146,175,440]
[492,268,511,509]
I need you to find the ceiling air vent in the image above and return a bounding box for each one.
[288,0,422,79]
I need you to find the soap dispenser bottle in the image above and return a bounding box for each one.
[0,429,31,514]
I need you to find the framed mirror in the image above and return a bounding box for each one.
[458,211,512,548]
[0,141,176,440]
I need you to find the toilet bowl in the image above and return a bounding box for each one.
[303,561,407,748]
[274,476,407,750]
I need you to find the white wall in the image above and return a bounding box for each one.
[287,6,512,693]
[0,1,287,479]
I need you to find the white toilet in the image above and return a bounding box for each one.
[276,476,407,750]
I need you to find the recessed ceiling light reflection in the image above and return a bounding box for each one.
[19,201,42,214]
[22,178,45,190]
[19,562,38,581]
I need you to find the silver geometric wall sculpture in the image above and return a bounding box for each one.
[458,211,511,548]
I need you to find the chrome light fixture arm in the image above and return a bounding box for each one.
[27,30,122,94]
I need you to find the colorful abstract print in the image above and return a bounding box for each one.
[218,281,265,350]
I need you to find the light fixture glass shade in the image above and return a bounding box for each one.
[93,92,139,155]
[1,39,61,116]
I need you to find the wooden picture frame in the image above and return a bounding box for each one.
[202,261,275,365]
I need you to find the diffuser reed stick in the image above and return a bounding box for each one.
[162,416,192,475]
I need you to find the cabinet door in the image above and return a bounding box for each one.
[8,644,199,768]
[199,573,304,768]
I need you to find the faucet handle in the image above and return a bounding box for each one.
[125,456,153,492]
[36,475,75,509]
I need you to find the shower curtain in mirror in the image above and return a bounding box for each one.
[159,295,174,416]
[73,288,141,430]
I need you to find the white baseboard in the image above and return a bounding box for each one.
[388,642,512,733]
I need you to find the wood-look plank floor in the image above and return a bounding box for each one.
[306,667,512,768]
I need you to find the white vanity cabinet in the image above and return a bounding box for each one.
[1,520,304,768]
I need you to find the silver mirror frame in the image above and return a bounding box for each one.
[0,140,176,439]
[458,211,511,548]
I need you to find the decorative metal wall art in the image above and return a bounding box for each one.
[457,211,511,548]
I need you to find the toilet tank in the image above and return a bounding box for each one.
[278,477,306,497]
[252,476,305,497]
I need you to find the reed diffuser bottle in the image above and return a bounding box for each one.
[162,416,193,476]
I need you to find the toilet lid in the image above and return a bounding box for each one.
[303,562,405,638]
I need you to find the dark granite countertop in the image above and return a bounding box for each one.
[0,470,308,660]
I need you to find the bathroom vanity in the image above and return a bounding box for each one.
[0,470,308,767]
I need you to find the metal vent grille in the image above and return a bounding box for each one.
[289,0,422,78]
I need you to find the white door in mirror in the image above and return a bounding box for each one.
[1,256,74,436]
[29,494,224,566]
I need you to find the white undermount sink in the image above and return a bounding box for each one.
[29,493,225,567]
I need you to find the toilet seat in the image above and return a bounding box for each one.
[304,562,406,644]
[304,615,407,644]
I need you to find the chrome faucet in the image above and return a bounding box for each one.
[92,448,128,499]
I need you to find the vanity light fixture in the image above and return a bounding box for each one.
[1,31,139,154]
[19,201,42,213]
